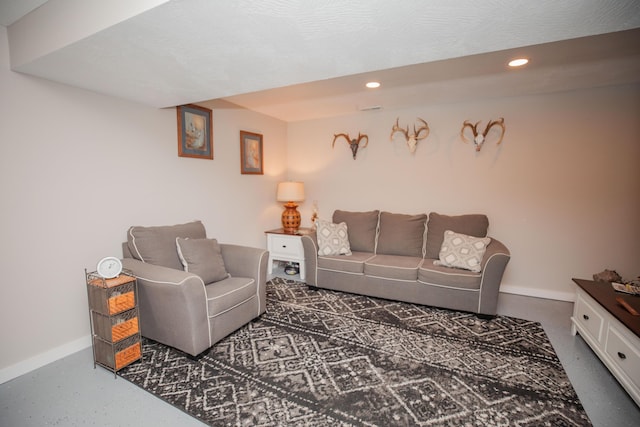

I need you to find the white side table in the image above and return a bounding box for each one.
[265,228,311,281]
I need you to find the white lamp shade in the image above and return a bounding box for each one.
[277,181,305,202]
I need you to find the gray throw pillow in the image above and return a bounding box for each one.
[425,213,489,259]
[376,212,427,257]
[127,221,207,270]
[332,210,379,252]
[175,237,229,283]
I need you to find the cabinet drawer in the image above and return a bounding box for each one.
[95,335,141,370]
[88,280,137,315]
[270,235,302,257]
[605,325,640,386]
[574,294,605,342]
[92,309,139,342]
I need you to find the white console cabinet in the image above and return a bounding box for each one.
[571,279,640,407]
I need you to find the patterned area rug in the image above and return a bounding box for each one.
[119,278,591,426]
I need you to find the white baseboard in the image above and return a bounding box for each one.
[500,284,576,302]
[0,335,92,385]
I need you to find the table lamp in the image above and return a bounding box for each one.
[277,181,305,233]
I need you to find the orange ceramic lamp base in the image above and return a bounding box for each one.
[281,202,301,233]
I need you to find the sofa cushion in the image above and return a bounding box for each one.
[332,210,379,253]
[418,260,482,290]
[425,213,489,259]
[364,254,421,281]
[376,212,427,257]
[176,237,229,283]
[318,252,375,274]
[316,219,352,256]
[434,231,491,273]
[127,221,206,270]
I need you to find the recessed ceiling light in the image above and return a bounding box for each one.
[365,81,381,89]
[508,58,529,67]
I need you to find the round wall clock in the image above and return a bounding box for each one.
[96,256,123,279]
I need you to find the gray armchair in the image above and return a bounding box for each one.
[121,221,268,356]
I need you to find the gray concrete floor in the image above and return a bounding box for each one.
[1,291,639,427]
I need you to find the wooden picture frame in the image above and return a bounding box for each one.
[177,104,213,159]
[240,131,263,175]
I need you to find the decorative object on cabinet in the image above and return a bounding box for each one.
[284,262,299,275]
[177,104,213,159]
[96,256,123,279]
[460,118,505,152]
[311,200,319,229]
[85,269,141,378]
[593,268,622,283]
[240,130,263,174]
[276,181,305,233]
[332,132,368,159]
[265,228,311,280]
[571,278,640,406]
[390,117,430,154]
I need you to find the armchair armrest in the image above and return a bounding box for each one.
[478,237,511,315]
[121,258,210,356]
[219,244,269,313]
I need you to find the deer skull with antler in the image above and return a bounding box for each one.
[332,133,369,160]
[460,118,506,152]
[390,117,430,154]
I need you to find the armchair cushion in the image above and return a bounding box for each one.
[127,220,206,270]
[176,237,229,283]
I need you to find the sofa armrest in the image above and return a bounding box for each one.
[478,237,511,315]
[301,231,318,286]
[121,258,210,356]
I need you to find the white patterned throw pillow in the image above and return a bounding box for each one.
[434,230,491,273]
[316,219,352,256]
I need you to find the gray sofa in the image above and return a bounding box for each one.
[301,210,510,316]
[121,221,268,356]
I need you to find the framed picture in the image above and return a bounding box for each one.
[177,104,213,159]
[240,130,263,175]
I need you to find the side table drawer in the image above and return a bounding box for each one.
[270,235,303,257]
[574,293,605,342]
[605,325,640,386]
[88,280,137,315]
[95,335,141,371]
[92,309,139,342]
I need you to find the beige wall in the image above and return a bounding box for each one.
[0,27,287,380]
[287,85,640,300]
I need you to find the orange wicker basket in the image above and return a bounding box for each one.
[94,335,141,370]
[92,310,139,342]
[87,279,136,315]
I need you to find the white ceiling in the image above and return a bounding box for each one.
[3,0,640,122]
[0,0,47,26]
